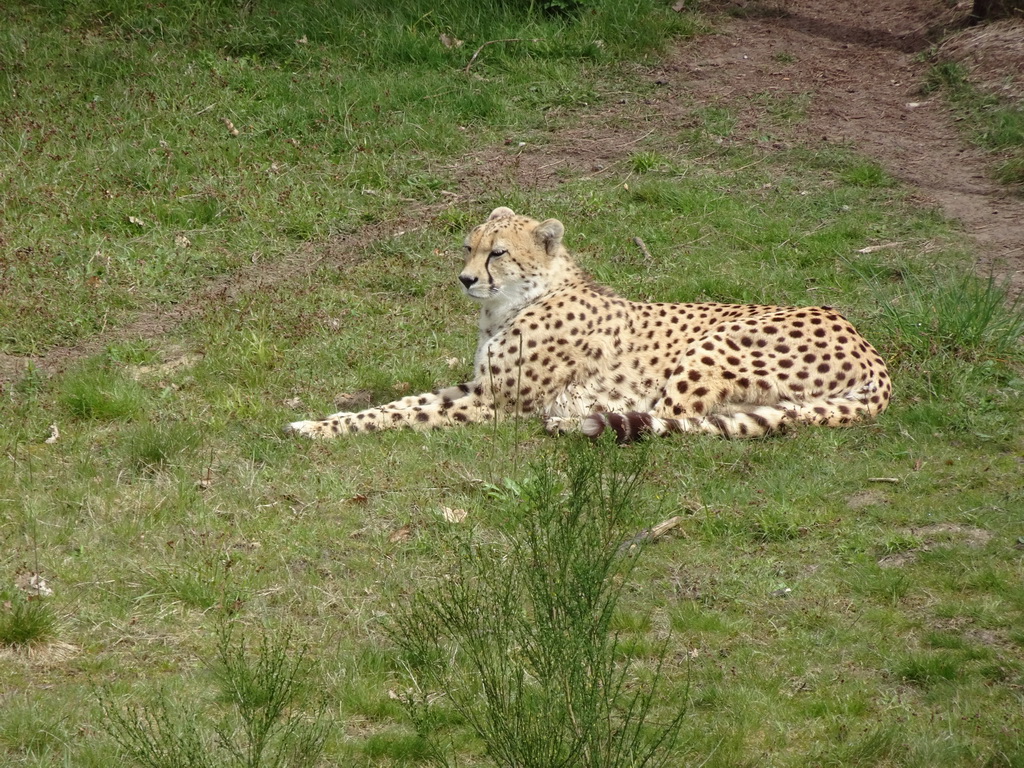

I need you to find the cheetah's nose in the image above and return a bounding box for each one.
[459,274,478,289]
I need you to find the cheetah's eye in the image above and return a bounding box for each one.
[489,249,507,258]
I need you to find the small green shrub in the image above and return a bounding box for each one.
[121,421,201,473]
[629,151,665,173]
[104,623,330,768]
[391,439,686,768]
[841,162,896,188]
[59,364,148,421]
[896,652,962,686]
[880,274,1024,360]
[0,591,58,648]
[924,61,970,95]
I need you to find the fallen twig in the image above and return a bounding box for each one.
[856,242,903,254]
[632,237,653,261]
[620,515,683,552]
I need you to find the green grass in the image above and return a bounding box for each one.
[0,0,697,354]
[2,2,1024,767]
[0,592,58,648]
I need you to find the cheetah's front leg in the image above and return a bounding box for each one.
[285,385,498,438]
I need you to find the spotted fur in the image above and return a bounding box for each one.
[286,207,891,441]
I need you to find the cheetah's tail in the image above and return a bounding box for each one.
[582,397,880,442]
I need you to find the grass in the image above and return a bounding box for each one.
[2,1,1024,767]
[0,0,698,354]
[391,440,685,767]
[0,592,58,649]
[103,623,329,768]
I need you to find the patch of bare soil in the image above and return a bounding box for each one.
[879,522,994,567]
[3,0,1021,388]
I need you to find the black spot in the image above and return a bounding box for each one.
[750,412,770,430]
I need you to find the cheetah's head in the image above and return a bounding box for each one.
[459,207,567,304]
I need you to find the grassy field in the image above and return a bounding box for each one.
[2,2,1024,767]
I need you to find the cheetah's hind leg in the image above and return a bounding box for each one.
[541,415,583,435]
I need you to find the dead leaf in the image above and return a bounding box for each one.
[672,1,687,10]
[128,215,145,227]
[440,506,468,523]
[296,35,308,44]
[15,572,53,598]
[334,390,373,409]
[393,382,411,393]
[44,423,60,444]
[440,33,464,49]
[174,234,191,249]
[388,525,412,543]
[444,357,461,368]
[347,494,369,505]
[856,242,902,254]
[222,117,240,137]
[282,396,303,409]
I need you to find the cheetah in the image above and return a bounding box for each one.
[286,207,891,441]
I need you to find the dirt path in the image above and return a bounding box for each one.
[667,0,1024,293]
[2,0,1020,387]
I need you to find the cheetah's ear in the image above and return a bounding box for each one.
[534,218,564,256]
[488,207,516,221]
